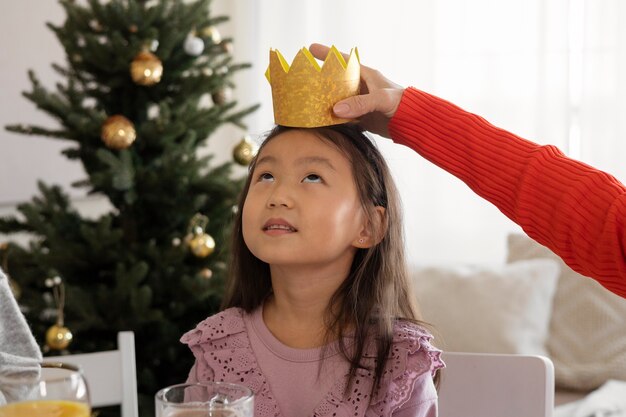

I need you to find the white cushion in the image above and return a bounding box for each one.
[413,259,560,356]
[507,233,626,390]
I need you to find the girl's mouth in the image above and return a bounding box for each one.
[264,224,296,232]
[262,218,297,233]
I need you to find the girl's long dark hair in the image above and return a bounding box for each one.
[222,123,432,397]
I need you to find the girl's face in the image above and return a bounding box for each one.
[242,129,367,270]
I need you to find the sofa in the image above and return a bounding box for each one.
[412,233,626,411]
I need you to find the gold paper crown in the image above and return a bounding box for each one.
[265,46,360,128]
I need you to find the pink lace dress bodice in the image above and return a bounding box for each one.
[181,307,444,417]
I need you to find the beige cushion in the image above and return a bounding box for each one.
[413,259,559,356]
[507,233,626,390]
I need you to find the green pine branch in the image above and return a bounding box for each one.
[3,1,258,416]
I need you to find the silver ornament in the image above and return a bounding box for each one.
[184,36,205,56]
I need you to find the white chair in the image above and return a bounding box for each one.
[46,331,138,417]
[438,352,554,417]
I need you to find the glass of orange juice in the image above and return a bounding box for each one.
[0,362,90,417]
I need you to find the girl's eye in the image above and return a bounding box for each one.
[302,174,322,183]
[258,172,274,182]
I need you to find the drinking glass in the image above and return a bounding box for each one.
[155,382,254,417]
[0,361,90,417]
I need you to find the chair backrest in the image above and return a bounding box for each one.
[438,352,554,417]
[45,331,138,417]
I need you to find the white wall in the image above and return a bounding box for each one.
[0,1,78,205]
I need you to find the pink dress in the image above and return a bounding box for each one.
[181,307,444,417]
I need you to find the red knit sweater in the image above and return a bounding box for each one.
[388,87,626,299]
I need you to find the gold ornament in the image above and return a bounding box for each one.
[220,40,234,54]
[233,136,258,166]
[101,115,137,150]
[185,214,216,258]
[202,26,221,44]
[200,268,213,280]
[130,50,163,86]
[89,19,102,32]
[46,324,73,350]
[45,277,73,351]
[211,88,231,105]
[129,24,138,33]
[188,233,215,258]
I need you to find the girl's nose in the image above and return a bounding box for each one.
[266,185,294,208]
[268,200,289,208]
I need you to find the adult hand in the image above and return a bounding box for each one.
[309,43,405,138]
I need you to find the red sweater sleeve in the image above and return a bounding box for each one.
[388,87,626,298]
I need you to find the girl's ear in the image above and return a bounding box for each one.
[353,206,387,248]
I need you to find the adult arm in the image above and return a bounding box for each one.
[309,43,626,298]
[388,87,626,298]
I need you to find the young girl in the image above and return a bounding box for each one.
[181,123,444,416]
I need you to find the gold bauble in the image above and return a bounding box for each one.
[211,88,231,105]
[130,51,163,86]
[101,115,137,150]
[187,232,216,258]
[202,26,221,44]
[220,40,234,54]
[200,268,213,280]
[233,136,258,166]
[89,19,102,32]
[46,324,73,350]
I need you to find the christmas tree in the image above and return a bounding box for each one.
[0,1,257,416]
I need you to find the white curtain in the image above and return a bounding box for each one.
[218,0,626,264]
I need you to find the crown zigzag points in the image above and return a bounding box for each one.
[266,46,360,128]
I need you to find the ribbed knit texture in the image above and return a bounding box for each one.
[388,87,626,298]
